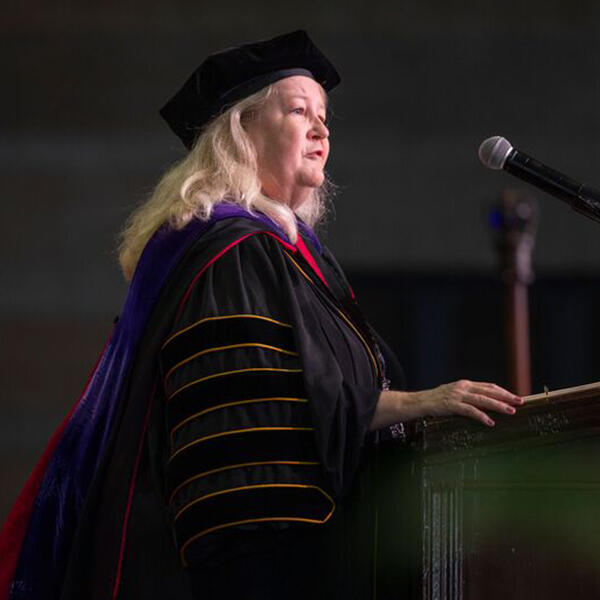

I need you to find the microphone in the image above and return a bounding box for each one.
[478,136,600,223]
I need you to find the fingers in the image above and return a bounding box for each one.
[451,401,495,427]
[461,392,516,416]
[473,381,523,405]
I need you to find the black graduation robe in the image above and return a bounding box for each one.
[59,214,406,600]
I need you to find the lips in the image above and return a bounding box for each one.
[305,150,323,159]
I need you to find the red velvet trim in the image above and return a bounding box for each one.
[0,328,114,600]
[111,380,157,599]
[295,235,329,288]
[262,231,297,253]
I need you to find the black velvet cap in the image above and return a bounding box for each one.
[159,30,341,150]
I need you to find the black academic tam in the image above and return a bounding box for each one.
[160,30,341,149]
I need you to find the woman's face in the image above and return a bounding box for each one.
[244,75,330,209]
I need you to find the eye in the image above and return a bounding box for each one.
[291,107,305,115]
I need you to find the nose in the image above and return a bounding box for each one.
[311,118,329,139]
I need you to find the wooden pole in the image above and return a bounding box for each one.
[491,188,538,396]
[506,280,532,395]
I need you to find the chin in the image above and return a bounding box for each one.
[300,170,325,188]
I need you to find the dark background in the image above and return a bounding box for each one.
[2,1,600,522]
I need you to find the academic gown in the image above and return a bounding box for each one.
[4,206,406,600]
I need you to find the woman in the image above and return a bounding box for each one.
[0,30,521,600]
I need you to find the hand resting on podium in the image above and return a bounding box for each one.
[370,379,523,430]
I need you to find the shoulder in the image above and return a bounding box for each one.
[164,217,296,322]
[163,216,291,281]
[187,216,294,263]
[184,217,296,280]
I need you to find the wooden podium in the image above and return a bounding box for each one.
[375,382,600,600]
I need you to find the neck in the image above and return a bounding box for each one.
[288,187,313,211]
[262,185,312,212]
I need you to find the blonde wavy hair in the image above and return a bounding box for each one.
[118,84,332,281]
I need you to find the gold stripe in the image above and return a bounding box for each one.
[170,397,308,448]
[164,343,299,384]
[283,250,380,379]
[333,306,379,377]
[168,459,320,504]
[169,426,314,461]
[176,482,333,521]
[177,483,336,566]
[283,250,314,286]
[163,314,293,350]
[168,367,303,402]
[181,516,333,567]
